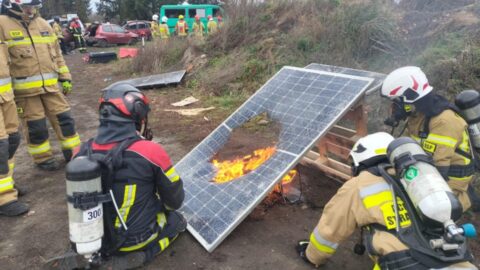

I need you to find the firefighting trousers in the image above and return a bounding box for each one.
[15,92,80,164]
[0,99,20,206]
[117,211,185,262]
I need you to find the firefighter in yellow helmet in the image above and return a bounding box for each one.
[296,132,477,270]
[191,14,205,39]
[0,25,28,217]
[0,0,81,171]
[150,14,161,38]
[159,16,170,40]
[381,66,477,211]
[207,15,218,34]
[175,14,188,37]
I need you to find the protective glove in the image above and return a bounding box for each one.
[61,80,73,95]
[295,240,311,264]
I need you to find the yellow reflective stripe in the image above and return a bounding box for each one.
[13,73,58,90]
[309,232,335,254]
[28,141,51,155]
[58,66,70,74]
[61,134,81,150]
[0,78,12,93]
[459,131,471,165]
[0,176,14,192]
[115,184,137,228]
[165,167,180,183]
[449,176,473,181]
[362,191,393,209]
[374,148,387,155]
[119,232,158,252]
[426,134,457,148]
[411,135,421,143]
[159,237,170,251]
[157,212,167,228]
[7,36,57,47]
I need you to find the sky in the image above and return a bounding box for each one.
[90,0,99,12]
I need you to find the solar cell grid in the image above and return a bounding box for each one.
[176,66,374,252]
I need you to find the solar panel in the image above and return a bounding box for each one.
[113,70,186,89]
[305,63,385,95]
[176,66,373,252]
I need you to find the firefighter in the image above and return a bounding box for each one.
[69,16,86,53]
[207,15,218,34]
[159,16,170,40]
[191,15,205,39]
[52,16,67,55]
[0,0,81,171]
[150,14,161,38]
[175,14,188,37]
[0,26,28,217]
[74,83,186,269]
[381,66,476,211]
[296,132,477,269]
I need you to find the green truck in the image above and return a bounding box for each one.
[160,4,224,34]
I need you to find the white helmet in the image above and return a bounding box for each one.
[350,132,394,175]
[162,16,168,23]
[381,66,433,104]
[152,14,159,21]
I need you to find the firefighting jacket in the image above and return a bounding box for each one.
[175,21,188,36]
[407,109,474,210]
[52,22,64,39]
[207,20,218,34]
[0,13,71,97]
[192,22,205,37]
[77,139,184,250]
[150,21,161,37]
[305,170,477,269]
[159,24,170,39]
[0,37,14,103]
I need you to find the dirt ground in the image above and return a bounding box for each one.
[0,49,478,270]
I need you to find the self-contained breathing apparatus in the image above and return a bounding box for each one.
[66,137,143,265]
[373,137,476,268]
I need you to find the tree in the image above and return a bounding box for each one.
[41,0,91,21]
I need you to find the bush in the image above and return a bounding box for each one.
[128,38,191,74]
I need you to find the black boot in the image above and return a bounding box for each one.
[0,201,29,216]
[36,158,61,171]
[62,149,73,162]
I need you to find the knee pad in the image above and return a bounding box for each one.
[8,132,21,159]
[27,118,49,144]
[57,111,76,137]
[0,139,9,174]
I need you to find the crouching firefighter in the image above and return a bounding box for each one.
[64,83,186,269]
[296,132,478,269]
[381,66,480,211]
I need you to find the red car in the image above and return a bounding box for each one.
[123,21,152,41]
[86,23,139,47]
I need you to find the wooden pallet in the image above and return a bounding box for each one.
[301,100,368,182]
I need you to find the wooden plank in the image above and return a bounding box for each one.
[327,158,351,176]
[313,160,350,181]
[325,141,351,161]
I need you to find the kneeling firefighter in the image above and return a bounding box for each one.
[64,83,186,269]
[381,66,480,211]
[296,132,478,269]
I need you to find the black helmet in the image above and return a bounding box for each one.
[99,83,150,125]
[54,16,60,22]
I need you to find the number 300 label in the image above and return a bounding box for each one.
[83,205,103,222]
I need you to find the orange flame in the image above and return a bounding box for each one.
[212,147,297,184]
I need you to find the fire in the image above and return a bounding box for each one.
[212,147,297,184]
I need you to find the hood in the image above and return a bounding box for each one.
[95,120,139,145]
[413,93,451,118]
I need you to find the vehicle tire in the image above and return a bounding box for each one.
[97,39,108,47]
[128,38,138,46]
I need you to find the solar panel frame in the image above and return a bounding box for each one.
[176,66,374,252]
[305,63,386,95]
